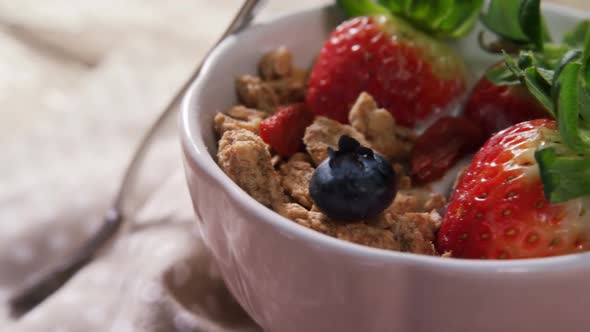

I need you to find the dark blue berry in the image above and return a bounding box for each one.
[309,135,397,221]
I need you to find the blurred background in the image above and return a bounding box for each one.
[0,0,588,331]
[2,0,330,234]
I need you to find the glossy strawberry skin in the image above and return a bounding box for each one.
[438,119,590,259]
[306,16,466,127]
[464,65,549,138]
[410,116,485,184]
[259,103,314,158]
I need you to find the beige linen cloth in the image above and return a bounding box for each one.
[0,0,586,331]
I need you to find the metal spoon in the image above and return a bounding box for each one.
[9,0,265,317]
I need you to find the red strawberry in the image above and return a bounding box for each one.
[464,62,549,138]
[438,119,590,259]
[410,116,485,184]
[259,103,314,157]
[306,16,467,127]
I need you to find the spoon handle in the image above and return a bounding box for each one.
[9,0,264,317]
[9,209,122,317]
[115,0,265,212]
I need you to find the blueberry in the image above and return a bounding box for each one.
[309,135,397,221]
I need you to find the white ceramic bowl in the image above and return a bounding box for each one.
[181,4,590,331]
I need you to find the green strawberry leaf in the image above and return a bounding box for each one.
[503,51,523,73]
[579,36,590,121]
[554,61,590,153]
[501,51,556,116]
[337,0,484,38]
[518,0,545,50]
[564,20,590,48]
[543,44,574,66]
[481,0,551,51]
[579,73,590,123]
[485,64,520,85]
[523,66,555,115]
[378,0,451,21]
[551,49,582,102]
[433,1,479,37]
[409,0,484,38]
[536,67,554,85]
[376,0,405,12]
[336,0,390,17]
[536,147,590,203]
[555,31,590,146]
[552,50,583,82]
[481,0,528,43]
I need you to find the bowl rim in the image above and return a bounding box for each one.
[180,2,590,273]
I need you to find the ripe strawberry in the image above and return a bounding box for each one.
[464,63,549,138]
[410,62,549,185]
[259,103,314,158]
[410,116,485,184]
[306,16,467,128]
[438,119,590,259]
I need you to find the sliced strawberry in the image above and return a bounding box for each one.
[410,116,485,184]
[259,103,314,158]
[464,63,549,138]
[438,119,590,259]
[306,16,466,128]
